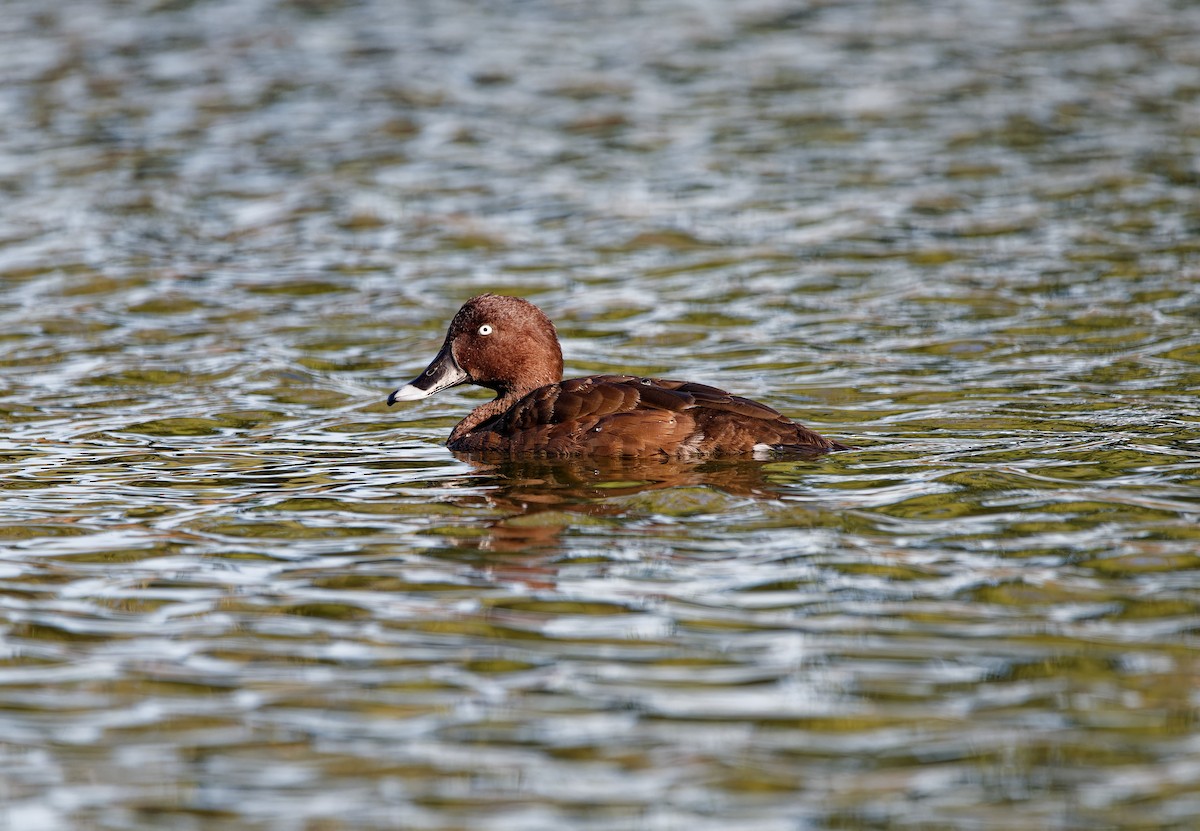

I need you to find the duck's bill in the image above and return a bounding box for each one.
[388,342,468,405]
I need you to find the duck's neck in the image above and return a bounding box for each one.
[448,385,531,445]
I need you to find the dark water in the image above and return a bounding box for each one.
[2,0,1200,829]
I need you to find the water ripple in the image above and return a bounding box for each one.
[3,0,1200,828]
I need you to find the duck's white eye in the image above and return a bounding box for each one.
[477,324,493,336]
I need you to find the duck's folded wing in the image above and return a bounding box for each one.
[475,376,700,456]
[500,376,682,424]
[647,379,846,453]
[469,375,844,456]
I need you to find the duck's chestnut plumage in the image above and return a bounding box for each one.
[388,294,851,458]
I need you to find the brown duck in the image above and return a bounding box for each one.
[388,294,852,458]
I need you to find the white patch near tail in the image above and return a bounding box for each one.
[752,443,776,460]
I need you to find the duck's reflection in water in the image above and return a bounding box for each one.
[450,451,828,554]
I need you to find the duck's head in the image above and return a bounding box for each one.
[388,294,564,405]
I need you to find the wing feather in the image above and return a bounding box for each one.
[449,375,847,457]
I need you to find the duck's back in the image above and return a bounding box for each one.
[448,374,848,458]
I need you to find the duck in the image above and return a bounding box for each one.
[387,294,852,458]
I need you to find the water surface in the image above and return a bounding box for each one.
[2,0,1200,829]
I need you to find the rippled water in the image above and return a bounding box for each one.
[2,0,1200,829]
